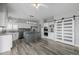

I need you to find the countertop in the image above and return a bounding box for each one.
[0,32,18,36]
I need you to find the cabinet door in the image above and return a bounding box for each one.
[63,18,74,45]
[0,5,8,26]
[0,35,12,53]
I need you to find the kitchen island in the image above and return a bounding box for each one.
[23,31,41,43]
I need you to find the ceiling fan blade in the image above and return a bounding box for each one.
[40,4,48,8]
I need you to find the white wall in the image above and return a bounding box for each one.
[75,17,79,46]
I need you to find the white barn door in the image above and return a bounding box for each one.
[55,18,75,45]
[63,18,75,45]
[55,20,63,41]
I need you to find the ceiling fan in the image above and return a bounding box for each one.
[32,3,47,8]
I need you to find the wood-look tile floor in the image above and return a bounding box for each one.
[4,39,79,55]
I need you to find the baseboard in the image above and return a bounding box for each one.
[55,40,79,47]
[42,38,79,47]
[74,44,79,47]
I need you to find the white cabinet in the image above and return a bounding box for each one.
[18,23,31,28]
[0,34,12,53]
[41,22,55,40]
[0,4,8,26]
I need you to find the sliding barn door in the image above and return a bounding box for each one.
[55,18,75,45]
[63,18,74,45]
[55,20,63,41]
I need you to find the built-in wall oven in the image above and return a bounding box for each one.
[44,27,48,36]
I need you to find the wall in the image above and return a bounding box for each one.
[75,17,79,46]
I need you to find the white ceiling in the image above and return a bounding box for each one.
[8,3,79,21]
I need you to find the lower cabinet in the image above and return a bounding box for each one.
[0,34,12,53]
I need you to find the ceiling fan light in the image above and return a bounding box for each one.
[33,3,40,8]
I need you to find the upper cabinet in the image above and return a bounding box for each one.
[0,4,8,26]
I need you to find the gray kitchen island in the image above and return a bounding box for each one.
[23,31,41,43]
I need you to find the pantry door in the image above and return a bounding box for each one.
[55,18,75,45]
